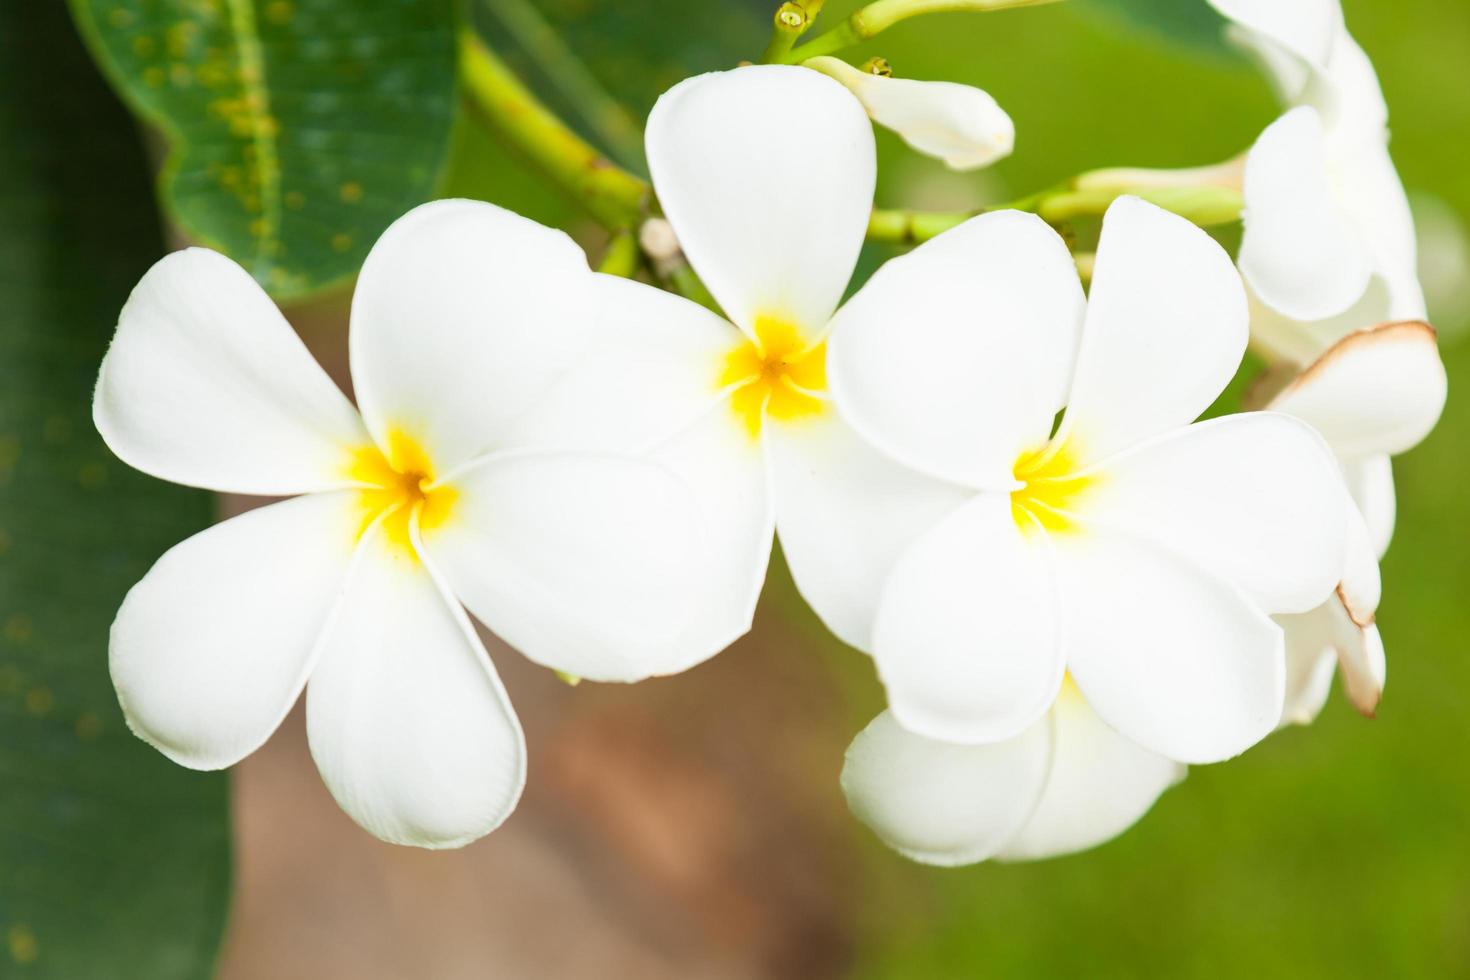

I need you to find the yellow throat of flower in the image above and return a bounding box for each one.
[1009,440,1096,534]
[718,314,828,439]
[347,429,458,556]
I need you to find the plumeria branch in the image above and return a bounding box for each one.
[480,0,646,167]
[763,1,827,64]
[596,228,642,277]
[458,30,651,231]
[866,180,1243,244]
[459,22,1238,276]
[778,0,1064,63]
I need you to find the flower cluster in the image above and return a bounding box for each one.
[95,0,1445,858]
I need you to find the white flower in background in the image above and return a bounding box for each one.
[1265,320,1445,722]
[1209,0,1448,723]
[95,203,718,849]
[829,196,1349,764]
[842,682,1185,865]
[803,56,1015,171]
[1240,104,1420,327]
[507,64,976,656]
[1215,0,1422,325]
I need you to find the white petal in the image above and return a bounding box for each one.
[1247,276,1393,368]
[996,682,1185,862]
[94,249,368,495]
[1082,413,1347,615]
[1278,593,1386,724]
[645,65,874,339]
[422,451,713,683]
[1338,499,1383,626]
[504,272,742,455]
[766,411,969,652]
[829,210,1084,488]
[840,709,1050,867]
[1310,31,1390,148]
[349,199,594,473]
[1340,618,1386,718]
[110,492,362,770]
[1270,322,1446,463]
[807,58,1014,171]
[1057,532,1285,765]
[1278,606,1340,726]
[651,403,776,667]
[1239,107,1373,323]
[1057,197,1249,463]
[1344,455,1395,559]
[1332,138,1423,318]
[1207,0,1340,79]
[873,494,1062,745]
[306,522,525,849]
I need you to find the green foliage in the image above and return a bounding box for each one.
[0,5,228,977]
[68,0,459,300]
[1077,0,1231,53]
[481,0,765,172]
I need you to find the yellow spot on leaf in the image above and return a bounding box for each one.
[265,1,294,25]
[346,431,458,558]
[331,233,353,253]
[284,190,306,210]
[339,181,363,204]
[718,315,827,439]
[1010,439,1097,534]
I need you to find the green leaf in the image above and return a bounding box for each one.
[0,5,229,978]
[68,0,459,300]
[1077,0,1231,54]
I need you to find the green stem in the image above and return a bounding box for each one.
[1038,186,1244,227]
[764,3,809,63]
[781,0,1062,63]
[458,30,650,229]
[867,179,1243,244]
[479,0,645,167]
[596,228,641,277]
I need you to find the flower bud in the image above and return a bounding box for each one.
[805,56,1014,171]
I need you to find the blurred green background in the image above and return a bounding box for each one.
[2,0,1466,977]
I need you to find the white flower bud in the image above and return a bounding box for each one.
[804,56,1014,171]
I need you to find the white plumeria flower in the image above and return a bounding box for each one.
[1265,319,1445,722]
[504,64,979,657]
[94,203,719,849]
[842,681,1185,866]
[829,195,1350,765]
[1214,0,1422,325]
[804,56,1014,171]
[1207,0,1447,722]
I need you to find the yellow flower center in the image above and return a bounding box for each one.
[346,429,458,556]
[717,314,827,439]
[1009,440,1096,534]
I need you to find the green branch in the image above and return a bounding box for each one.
[780,0,1063,63]
[479,0,645,167]
[458,30,649,230]
[762,1,826,63]
[867,182,1243,244]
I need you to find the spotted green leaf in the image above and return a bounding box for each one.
[0,4,228,977]
[68,0,458,300]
